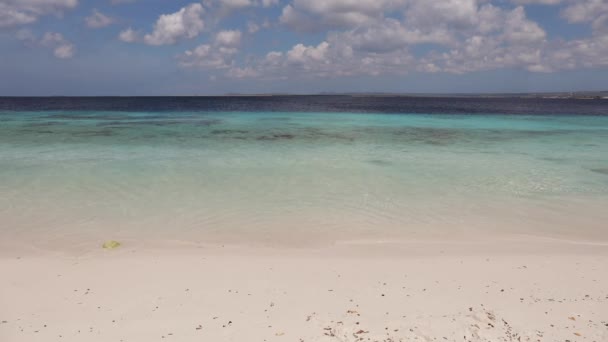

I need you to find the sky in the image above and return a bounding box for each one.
[1,0,608,95]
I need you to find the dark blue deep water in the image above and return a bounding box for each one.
[0,96,607,115]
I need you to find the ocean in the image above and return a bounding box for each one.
[1,96,607,248]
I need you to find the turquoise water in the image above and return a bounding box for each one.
[1,111,608,246]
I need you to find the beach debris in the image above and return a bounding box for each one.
[323,327,335,337]
[102,240,121,249]
[275,332,285,336]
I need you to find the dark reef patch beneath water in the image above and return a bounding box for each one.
[590,168,608,175]
[95,119,222,127]
[256,134,296,141]
[367,159,393,166]
[211,129,249,135]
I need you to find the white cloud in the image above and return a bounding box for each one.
[286,41,329,64]
[246,18,271,33]
[326,18,452,54]
[270,0,552,76]
[279,0,399,32]
[542,34,608,71]
[262,0,279,7]
[0,0,78,28]
[247,21,260,33]
[40,32,76,59]
[118,27,139,42]
[0,4,36,27]
[277,0,534,42]
[512,0,562,4]
[227,66,260,78]
[179,44,236,69]
[264,51,283,65]
[399,1,526,45]
[85,9,113,28]
[207,0,278,15]
[215,29,242,47]
[174,0,608,80]
[561,0,608,33]
[414,5,547,74]
[421,35,545,74]
[219,0,253,10]
[17,30,75,59]
[404,0,480,32]
[503,6,546,44]
[250,40,416,78]
[143,3,205,45]
[53,43,75,58]
[178,29,243,69]
[213,0,557,79]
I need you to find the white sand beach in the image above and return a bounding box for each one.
[2,238,607,342]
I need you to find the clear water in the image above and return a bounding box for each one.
[1,109,608,247]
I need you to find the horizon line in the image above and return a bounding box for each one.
[1,91,608,98]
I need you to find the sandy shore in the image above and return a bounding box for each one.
[1,238,608,342]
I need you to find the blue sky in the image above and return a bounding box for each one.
[1,0,607,95]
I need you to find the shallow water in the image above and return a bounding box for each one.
[1,108,608,247]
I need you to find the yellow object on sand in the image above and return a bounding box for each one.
[102,240,121,249]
